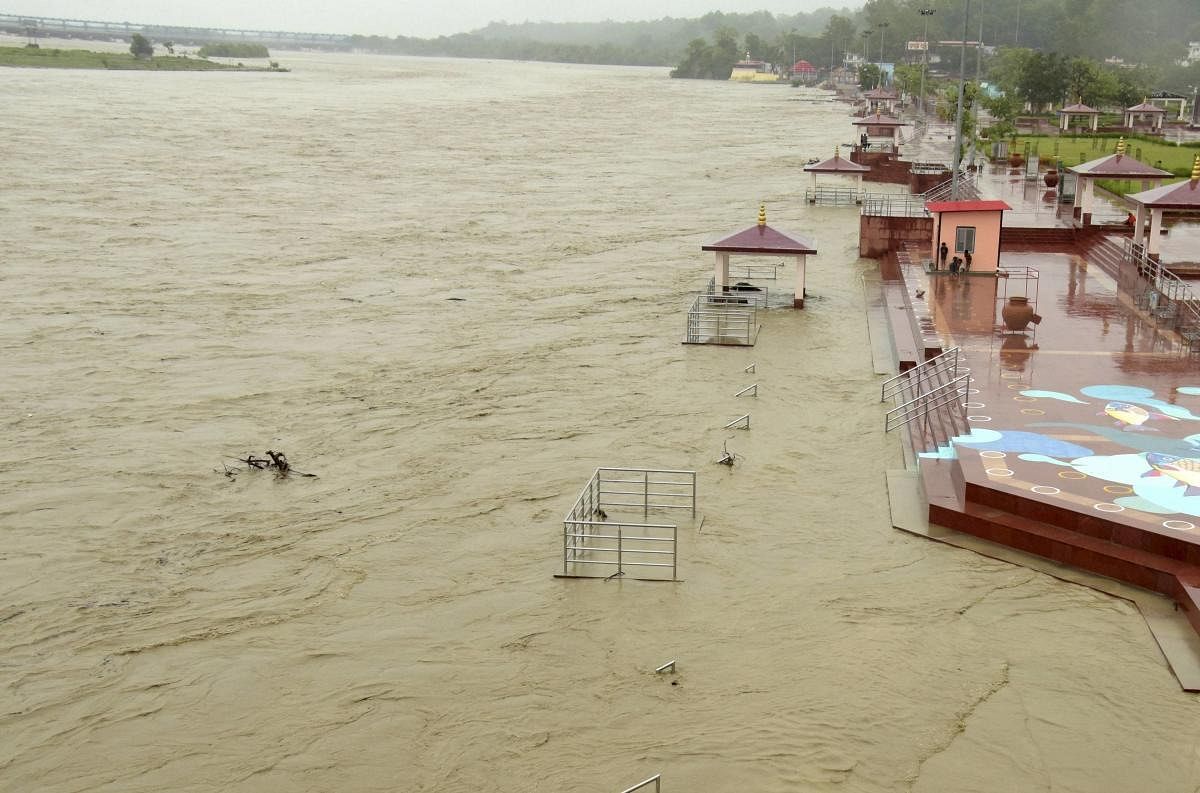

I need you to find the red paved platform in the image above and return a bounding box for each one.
[887,238,1200,635]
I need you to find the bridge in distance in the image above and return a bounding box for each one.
[0,13,352,50]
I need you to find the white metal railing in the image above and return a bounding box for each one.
[1124,239,1200,334]
[560,468,696,580]
[620,775,661,793]
[723,414,751,429]
[861,192,928,217]
[880,346,962,403]
[805,186,862,205]
[884,374,971,434]
[706,277,769,308]
[731,263,779,280]
[922,171,977,202]
[684,295,758,346]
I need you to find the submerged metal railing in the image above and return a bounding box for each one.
[684,295,758,346]
[884,374,971,434]
[560,468,696,580]
[1124,239,1200,335]
[805,186,862,205]
[620,775,662,793]
[706,277,769,308]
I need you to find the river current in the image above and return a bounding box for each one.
[2,49,1197,792]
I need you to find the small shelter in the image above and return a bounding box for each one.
[702,205,818,308]
[1123,100,1166,131]
[1127,154,1200,259]
[803,145,871,197]
[1068,137,1172,225]
[862,87,898,114]
[791,59,818,79]
[1058,101,1100,132]
[926,200,1012,273]
[852,113,905,150]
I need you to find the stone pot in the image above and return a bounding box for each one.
[1009,153,1024,167]
[1001,296,1035,331]
[1043,170,1059,187]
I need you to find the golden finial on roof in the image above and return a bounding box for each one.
[758,204,767,227]
[1192,153,1200,181]
[835,144,841,159]
[1116,136,1126,156]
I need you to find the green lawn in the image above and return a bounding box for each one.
[1005,133,1197,196]
[0,45,284,71]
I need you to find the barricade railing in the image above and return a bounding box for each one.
[805,186,862,205]
[1124,239,1200,334]
[620,775,662,793]
[706,277,769,308]
[861,193,928,217]
[684,295,758,346]
[560,468,695,581]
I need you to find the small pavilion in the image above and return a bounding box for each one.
[803,146,871,198]
[702,205,818,308]
[852,113,905,150]
[1123,100,1166,131]
[1058,101,1100,132]
[862,87,898,115]
[1068,137,1172,225]
[1127,154,1200,259]
[791,59,818,80]
[926,200,1012,272]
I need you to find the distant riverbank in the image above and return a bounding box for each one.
[0,45,286,71]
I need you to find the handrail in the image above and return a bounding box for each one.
[885,374,970,433]
[1124,239,1200,332]
[620,775,662,793]
[880,346,961,403]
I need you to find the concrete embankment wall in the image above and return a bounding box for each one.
[860,215,934,258]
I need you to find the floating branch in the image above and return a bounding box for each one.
[222,450,318,478]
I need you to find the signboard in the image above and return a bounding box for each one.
[907,40,929,51]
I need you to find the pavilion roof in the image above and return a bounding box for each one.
[702,206,817,256]
[852,113,904,127]
[1069,152,1172,178]
[1127,178,1200,209]
[804,148,870,173]
[1059,102,1099,114]
[1126,101,1165,113]
[863,87,897,99]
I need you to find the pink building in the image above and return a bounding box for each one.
[926,200,1011,272]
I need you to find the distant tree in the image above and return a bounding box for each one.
[163,41,175,55]
[857,63,881,88]
[981,93,1021,139]
[893,64,922,97]
[130,33,154,59]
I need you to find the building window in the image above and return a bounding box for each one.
[955,226,976,253]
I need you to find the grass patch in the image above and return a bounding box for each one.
[0,45,286,71]
[1005,134,1197,195]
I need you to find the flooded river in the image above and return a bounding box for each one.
[2,50,1197,792]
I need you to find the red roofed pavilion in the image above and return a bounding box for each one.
[1127,153,1200,258]
[862,86,898,114]
[702,204,818,308]
[791,59,817,77]
[1068,137,1172,224]
[1059,101,1100,132]
[803,145,871,197]
[1124,100,1166,131]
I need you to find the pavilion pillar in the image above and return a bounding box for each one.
[1091,115,1098,131]
[714,252,730,292]
[1061,114,1069,131]
[1124,112,1132,128]
[1155,114,1163,131]
[856,173,863,197]
[1080,178,1095,225]
[1133,203,1149,254]
[794,255,806,308]
[1147,209,1163,260]
[811,172,818,192]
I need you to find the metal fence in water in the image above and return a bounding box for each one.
[684,294,759,346]
[560,468,696,581]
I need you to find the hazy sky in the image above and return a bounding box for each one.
[10,1,860,38]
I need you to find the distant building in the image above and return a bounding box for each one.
[729,59,777,83]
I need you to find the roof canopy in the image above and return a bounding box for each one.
[702,206,817,256]
[1127,157,1200,208]
[1126,101,1165,113]
[925,200,1012,213]
[852,113,904,127]
[792,60,817,73]
[804,147,870,173]
[1059,102,1099,114]
[1070,138,1172,178]
[863,87,897,99]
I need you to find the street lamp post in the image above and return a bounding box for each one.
[877,21,890,87]
[919,9,935,115]
[951,0,972,200]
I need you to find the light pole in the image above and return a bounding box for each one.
[877,21,890,87]
[1015,0,1022,46]
[919,9,935,115]
[861,29,872,82]
[951,0,971,200]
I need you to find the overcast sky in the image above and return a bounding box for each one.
[8,1,860,38]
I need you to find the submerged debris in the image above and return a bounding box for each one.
[717,440,739,467]
[220,450,317,479]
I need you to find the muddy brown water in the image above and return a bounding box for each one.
[2,50,1197,792]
